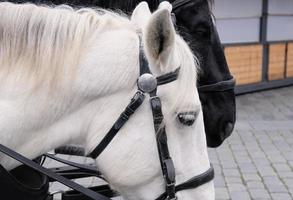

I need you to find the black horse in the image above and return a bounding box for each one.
[10,0,236,147]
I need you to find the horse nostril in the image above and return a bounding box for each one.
[224,122,234,135]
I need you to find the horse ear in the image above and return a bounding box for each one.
[158,1,172,12]
[131,2,151,29]
[143,8,175,71]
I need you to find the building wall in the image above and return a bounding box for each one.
[213,0,293,87]
[213,0,262,44]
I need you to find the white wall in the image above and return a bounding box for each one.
[213,0,262,19]
[214,0,293,43]
[216,18,260,43]
[267,0,293,41]
[213,0,262,44]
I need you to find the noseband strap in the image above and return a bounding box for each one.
[155,165,214,200]
[198,78,236,92]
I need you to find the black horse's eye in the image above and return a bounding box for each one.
[195,27,208,36]
[192,24,210,39]
[177,111,199,126]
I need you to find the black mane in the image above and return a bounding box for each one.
[96,0,160,13]
[96,0,213,13]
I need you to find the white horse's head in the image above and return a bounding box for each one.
[85,2,214,199]
[0,2,214,199]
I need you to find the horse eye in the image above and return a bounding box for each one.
[193,25,209,38]
[177,111,199,126]
[195,28,208,36]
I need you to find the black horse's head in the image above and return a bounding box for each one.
[167,0,236,147]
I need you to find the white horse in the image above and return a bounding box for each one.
[0,1,214,199]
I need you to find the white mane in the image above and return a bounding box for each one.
[0,2,133,89]
[171,36,199,115]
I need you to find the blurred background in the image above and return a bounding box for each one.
[213,0,293,95]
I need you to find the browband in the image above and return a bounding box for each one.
[157,67,180,85]
[172,0,194,11]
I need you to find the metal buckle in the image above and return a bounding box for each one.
[137,73,157,93]
[167,196,178,200]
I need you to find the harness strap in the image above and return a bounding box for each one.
[198,78,235,92]
[44,153,98,174]
[172,0,193,11]
[150,94,176,200]
[89,91,145,159]
[0,144,110,200]
[157,67,180,86]
[155,165,214,200]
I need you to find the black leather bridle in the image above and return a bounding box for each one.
[89,37,214,200]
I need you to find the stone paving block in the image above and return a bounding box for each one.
[234,121,253,131]
[272,163,292,172]
[263,176,283,184]
[283,178,293,189]
[246,181,266,189]
[225,177,243,184]
[278,171,293,179]
[230,191,251,200]
[227,183,247,192]
[214,176,226,187]
[289,161,293,168]
[252,154,270,164]
[249,189,271,199]
[215,187,230,200]
[223,169,241,177]
[239,163,257,173]
[235,156,253,164]
[221,161,238,169]
[242,173,262,182]
[256,166,277,177]
[271,193,292,200]
[266,183,288,193]
[268,154,287,163]
[283,152,293,161]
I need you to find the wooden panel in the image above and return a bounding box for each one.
[268,44,286,80]
[225,45,263,85]
[287,43,293,78]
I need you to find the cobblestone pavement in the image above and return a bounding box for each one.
[47,86,293,200]
[208,86,293,200]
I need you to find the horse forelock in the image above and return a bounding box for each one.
[0,2,134,91]
[168,35,199,115]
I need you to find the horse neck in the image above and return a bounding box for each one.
[0,29,139,170]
